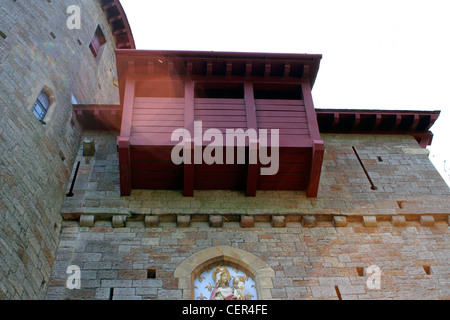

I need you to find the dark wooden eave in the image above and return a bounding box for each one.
[316,109,440,148]
[101,0,136,49]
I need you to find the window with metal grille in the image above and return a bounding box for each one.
[89,25,106,58]
[32,91,51,123]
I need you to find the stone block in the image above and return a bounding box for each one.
[83,138,96,157]
[80,215,95,227]
[271,215,286,228]
[112,215,126,228]
[333,216,347,227]
[363,216,377,227]
[420,215,435,227]
[209,215,223,228]
[391,215,406,227]
[302,215,317,228]
[177,215,191,228]
[240,215,255,228]
[145,215,158,228]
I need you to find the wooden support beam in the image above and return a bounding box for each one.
[226,62,233,77]
[244,82,258,197]
[307,139,324,198]
[302,77,324,197]
[184,80,195,197]
[207,62,213,76]
[411,114,420,131]
[118,63,135,196]
[301,79,321,141]
[283,63,291,78]
[168,61,174,74]
[245,63,252,77]
[118,137,131,196]
[352,113,361,130]
[119,62,136,138]
[265,63,271,77]
[186,62,193,76]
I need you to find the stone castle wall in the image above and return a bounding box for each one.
[61,133,450,222]
[47,132,450,300]
[47,215,450,300]
[0,0,120,299]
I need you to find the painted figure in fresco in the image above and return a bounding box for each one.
[232,276,246,300]
[210,267,237,300]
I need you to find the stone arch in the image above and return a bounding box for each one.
[174,246,275,300]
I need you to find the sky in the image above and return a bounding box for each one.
[120,0,450,186]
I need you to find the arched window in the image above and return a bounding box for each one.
[32,90,51,123]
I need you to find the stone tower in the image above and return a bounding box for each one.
[0,0,134,299]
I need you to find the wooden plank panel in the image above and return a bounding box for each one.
[257,116,308,123]
[194,171,244,181]
[255,105,306,111]
[195,110,246,116]
[134,97,185,104]
[194,180,245,190]
[195,104,246,111]
[258,122,309,129]
[131,127,180,134]
[131,161,182,171]
[255,99,304,106]
[133,108,185,115]
[194,98,245,105]
[134,103,184,109]
[195,115,247,122]
[195,163,246,173]
[131,171,182,181]
[133,114,185,121]
[130,145,174,157]
[132,120,184,127]
[199,121,248,128]
[256,111,307,117]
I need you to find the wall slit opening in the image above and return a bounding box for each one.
[352,146,378,190]
[334,286,342,300]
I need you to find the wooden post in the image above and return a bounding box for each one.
[118,137,131,196]
[307,140,324,198]
[184,80,195,197]
[244,82,258,197]
[118,62,135,196]
[301,76,324,198]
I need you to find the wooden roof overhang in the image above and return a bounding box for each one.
[101,0,136,49]
[316,109,440,148]
[113,50,324,197]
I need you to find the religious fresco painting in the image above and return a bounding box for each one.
[194,266,258,300]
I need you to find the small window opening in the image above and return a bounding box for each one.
[377,156,383,162]
[194,83,244,99]
[32,91,51,123]
[423,265,431,275]
[0,31,7,40]
[254,83,303,100]
[356,267,364,277]
[89,25,106,58]
[147,268,156,279]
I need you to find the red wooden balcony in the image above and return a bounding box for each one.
[114,50,324,197]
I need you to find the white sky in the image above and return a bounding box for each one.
[121,0,450,186]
